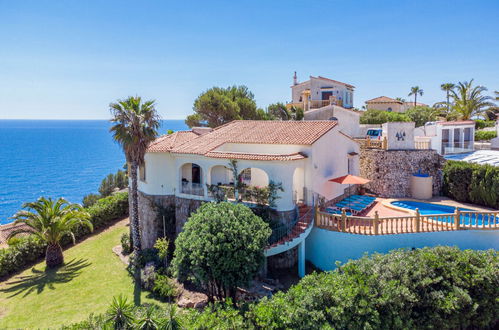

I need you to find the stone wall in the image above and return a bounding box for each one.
[360,149,445,198]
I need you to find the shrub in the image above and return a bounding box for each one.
[140,263,157,291]
[182,302,247,329]
[405,106,440,127]
[475,130,497,141]
[99,173,116,197]
[172,202,271,302]
[82,193,100,208]
[443,160,499,208]
[153,275,178,301]
[249,247,499,329]
[360,109,411,124]
[475,119,496,130]
[154,237,170,268]
[121,233,132,255]
[0,192,129,279]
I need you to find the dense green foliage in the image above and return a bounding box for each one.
[475,130,497,141]
[172,202,271,302]
[405,106,440,127]
[250,247,498,329]
[186,86,268,128]
[0,192,129,279]
[99,170,128,197]
[266,102,304,121]
[450,80,494,119]
[443,161,499,208]
[475,119,496,130]
[360,109,411,124]
[66,247,498,329]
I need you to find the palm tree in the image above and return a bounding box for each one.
[440,83,455,113]
[449,80,494,120]
[110,96,160,254]
[106,295,135,329]
[408,86,424,107]
[10,197,92,268]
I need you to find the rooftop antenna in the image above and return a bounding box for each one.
[293,71,298,85]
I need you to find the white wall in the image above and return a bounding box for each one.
[382,122,415,150]
[138,153,176,195]
[306,228,499,271]
[210,165,232,185]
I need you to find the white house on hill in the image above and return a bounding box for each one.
[365,96,427,112]
[137,120,360,277]
[290,74,355,110]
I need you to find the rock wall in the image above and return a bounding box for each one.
[360,149,445,198]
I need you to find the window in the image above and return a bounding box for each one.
[387,107,393,112]
[348,158,354,174]
[139,164,146,182]
[241,168,251,184]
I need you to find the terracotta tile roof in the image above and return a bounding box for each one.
[205,151,307,161]
[437,120,475,126]
[171,120,338,157]
[147,131,199,152]
[365,96,403,104]
[404,101,427,107]
[315,76,355,89]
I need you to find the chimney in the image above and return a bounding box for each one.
[293,71,298,85]
[192,127,213,135]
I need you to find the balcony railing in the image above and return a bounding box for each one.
[181,182,204,196]
[287,99,343,111]
[415,140,431,150]
[441,141,474,155]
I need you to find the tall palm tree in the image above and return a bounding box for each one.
[449,80,494,120]
[408,86,424,107]
[109,96,160,254]
[10,197,92,268]
[440,83,455,113]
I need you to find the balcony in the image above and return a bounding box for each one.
[441,141,474,155]
[181,182,204,196]
[287,99,343,111]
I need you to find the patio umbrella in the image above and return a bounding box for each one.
[329,175,371,210]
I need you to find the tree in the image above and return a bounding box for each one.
[408,86,424,107]
[99,173,116,197]
[185,86,266,128]
[110,96,160,255]
[450,80,494,120]
[82,193,100,208]
[172,202,271,303]
[405,106,440,127]
[10,197,92,267]
[360,109,411,124]
[267,102,289,120]
[440,83,455,113]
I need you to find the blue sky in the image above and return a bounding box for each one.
[0,0,498,120]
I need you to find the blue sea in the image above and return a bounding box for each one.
[0,120,188,225]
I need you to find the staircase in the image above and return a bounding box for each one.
[265,204,314,257]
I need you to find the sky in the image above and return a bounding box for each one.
[0,0,498,120]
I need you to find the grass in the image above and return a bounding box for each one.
[0,219,164,328]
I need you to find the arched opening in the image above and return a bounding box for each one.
[387,107,393,112]
[180,163,204,196]
[240,167,269,188]
[210,165,234,186]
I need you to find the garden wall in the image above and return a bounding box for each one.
[305,227,499,271]
[360,149,445,197]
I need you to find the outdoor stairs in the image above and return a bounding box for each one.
[268,204,313,249]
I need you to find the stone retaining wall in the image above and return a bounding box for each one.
[360,149,445,198]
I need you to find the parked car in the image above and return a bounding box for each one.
[366,128,383,140]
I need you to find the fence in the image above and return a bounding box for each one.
[355,137,387,149]
[315,208,499,235]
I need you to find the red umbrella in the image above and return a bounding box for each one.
[329,175,371,210]
[329,174,370,185]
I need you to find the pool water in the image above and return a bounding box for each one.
[391,200,498,226]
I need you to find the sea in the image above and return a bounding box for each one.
[0,120,188,225]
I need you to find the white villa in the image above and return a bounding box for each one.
[365,96,427,112]
[414,120,475,155]
[289,73,355,110]
[137,120,360,277]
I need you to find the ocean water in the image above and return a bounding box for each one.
[0,120,188,225]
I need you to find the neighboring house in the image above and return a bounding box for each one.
[365,96,427,112]
[138,120,360,276]
[289,73,355,110]
[414,121,475,155]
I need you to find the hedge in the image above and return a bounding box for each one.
[475,119,496,130]
[360,109,411,124]
[65,247,499,329]
[443,161,499,209]
[0,191,129,279]
[475,130,497,141]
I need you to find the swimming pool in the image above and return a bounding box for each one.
[390,200,498,226]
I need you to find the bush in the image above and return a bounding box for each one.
[405,106,439,127]
[0,192,129,279]
[182,302,247,329]
[443,161,499,208]
[82,193,100,208]
[172,202,271,302]
[153,275,178,301]
[121,233,132,255]
[360,109,411,124]
[475,119,496,130]
[475,130,497,141]
[140,263,157,291]
[249,247,499,329]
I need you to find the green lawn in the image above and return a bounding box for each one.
[0,219,164,328]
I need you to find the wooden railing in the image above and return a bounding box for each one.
[415,140,431,150]
[355,137,387,150]
[315,208,499,235]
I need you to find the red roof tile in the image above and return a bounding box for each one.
[365,96,403,104]
[147,131,199,152]
[437,120,475,126]
[205,151,307,161]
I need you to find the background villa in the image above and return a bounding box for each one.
[365,96,427,112]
